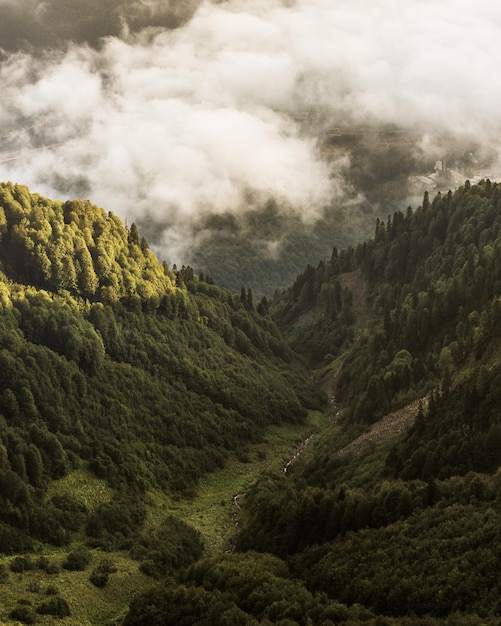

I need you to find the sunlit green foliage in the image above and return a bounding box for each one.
[0,182,319,555]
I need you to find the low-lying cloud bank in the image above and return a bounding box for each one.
[1,0,501,263]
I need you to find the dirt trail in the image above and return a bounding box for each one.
[337,396,428,458]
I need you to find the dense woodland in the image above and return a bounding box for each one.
[233,179,501,623]
[128,179,501,624]
[0,182,320,588]
[179,135,489,298]
[2,179,501,623]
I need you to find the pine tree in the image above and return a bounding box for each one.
[422,190,430,210]
[129,223,139,245]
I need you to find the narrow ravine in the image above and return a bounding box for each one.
[283,434,314,473]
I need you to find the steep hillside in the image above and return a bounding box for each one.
[4,179,501,624]
[0,182,321,566]
[231,180,501,622]
[128,180,501,625]
[273,180,501,423]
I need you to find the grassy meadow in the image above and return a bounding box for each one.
[0,410,329,625]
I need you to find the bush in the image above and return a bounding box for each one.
[35,556,59,574]
[34,556,49,570]
[89,558,117,588]
[89,568,109,587]
[10,600,37,624]
[36,595,70,617]
[133,516,204,578]
[62,547,91,571]
[10,555,34,573]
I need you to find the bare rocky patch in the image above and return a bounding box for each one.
[337,396,429,458]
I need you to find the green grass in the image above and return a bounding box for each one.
[45,468,113,512]
[0,411,331,625]
[145,410,329,555]
[0,549,151,626]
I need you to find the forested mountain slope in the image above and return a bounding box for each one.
[273,179,501,424]
[0,182,321,559]
[3,179,501,624]
[126,180,501,625]
[231,179,501,622]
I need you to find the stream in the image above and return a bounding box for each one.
[282,434,314,473]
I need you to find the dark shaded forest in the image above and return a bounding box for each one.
[128,179,501,624]
[2,179,501,624]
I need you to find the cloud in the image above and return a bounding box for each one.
[0,0,203,51]
[1,0,501,263]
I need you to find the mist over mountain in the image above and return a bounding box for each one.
[1,0,501,291]
[0,0,202,50]
[2,171,501,621]
[4,4,501,622]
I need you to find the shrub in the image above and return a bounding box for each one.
[62,547,91,571]
[89,558,117,588]
[35,556,59,574]
[10,601,37,624]
[89,568,109,587]
[10,555,34,573]
[133,516,203,578]
[45,561,60,574]
[36,595,70,617]
[35,556,49,570]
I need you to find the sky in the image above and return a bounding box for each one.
[0,0,500,262]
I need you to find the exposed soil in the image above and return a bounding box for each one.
[337,396,429,458]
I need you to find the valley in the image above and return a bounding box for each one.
[1,179,501,623]
[0,411,329,625]
[1,2,501,623]
[144,410,329,556]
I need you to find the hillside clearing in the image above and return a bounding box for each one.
[145,410,328,555]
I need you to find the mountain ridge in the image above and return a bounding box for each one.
[0,182,321,600]
[2,179,501,623]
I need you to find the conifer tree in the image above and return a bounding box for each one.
[129,223,139,245]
